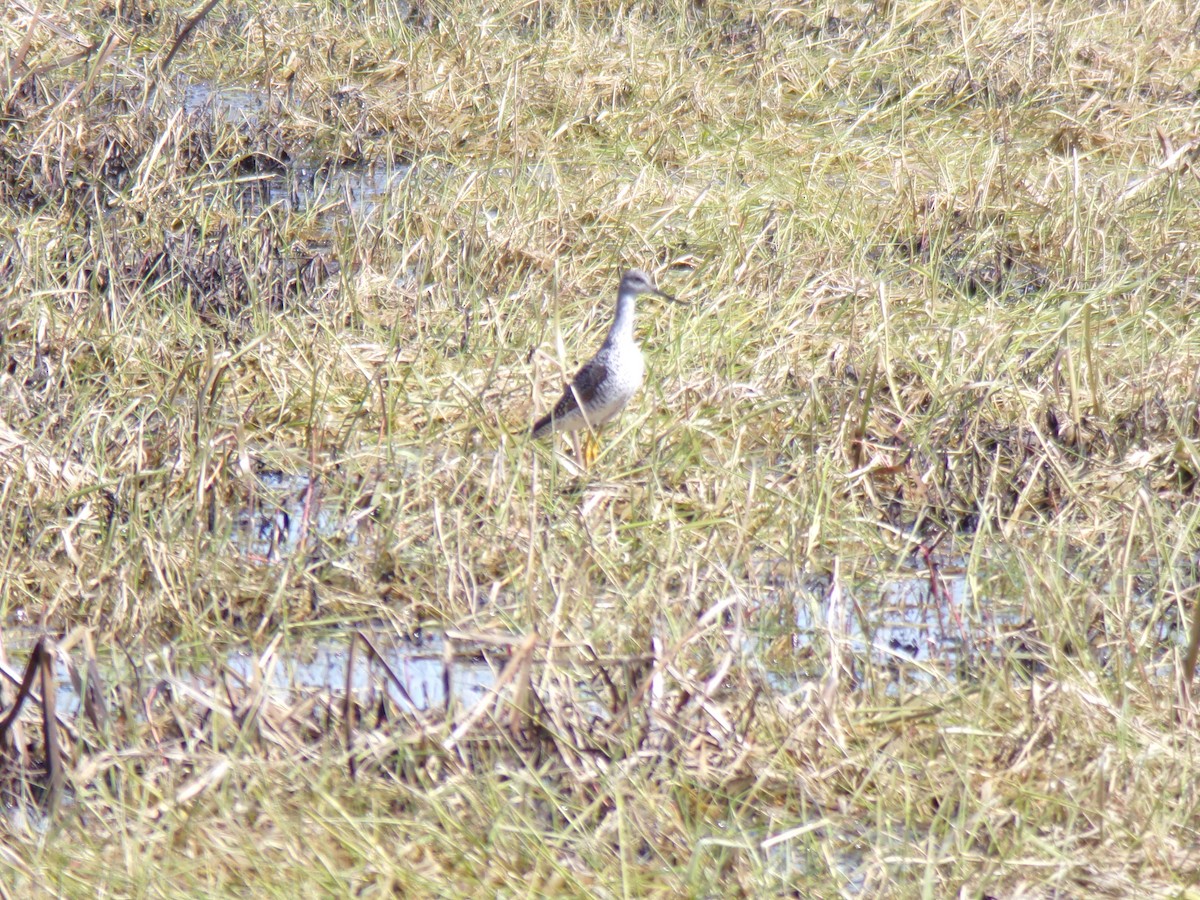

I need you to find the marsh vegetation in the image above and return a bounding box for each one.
[3,0,1200,894]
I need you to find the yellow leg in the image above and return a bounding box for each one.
[581,432,599,469]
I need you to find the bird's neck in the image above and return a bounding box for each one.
[604,288,637,347]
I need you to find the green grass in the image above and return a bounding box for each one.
[3,0,1200,894]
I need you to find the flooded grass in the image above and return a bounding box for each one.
[3,0,1200,894]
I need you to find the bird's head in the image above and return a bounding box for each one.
[621,269,680,304]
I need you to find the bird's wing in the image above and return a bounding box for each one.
[552,357,606,417]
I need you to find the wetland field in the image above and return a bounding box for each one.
[5,0,1200,895]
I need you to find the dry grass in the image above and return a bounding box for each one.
[3,0,1200,894]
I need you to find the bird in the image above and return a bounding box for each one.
[531,269,680,466]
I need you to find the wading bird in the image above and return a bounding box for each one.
[531,269,680,466]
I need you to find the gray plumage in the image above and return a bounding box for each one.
[532,269,676,439]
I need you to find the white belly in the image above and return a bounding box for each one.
[584,345,643,427]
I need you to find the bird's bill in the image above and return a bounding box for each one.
[653,287,682,304]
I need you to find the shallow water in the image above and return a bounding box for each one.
[183,83,268,122]
[0,628,498,835]
[748,560,1004,691]
[182,81,415,229]
[226,473,1000,690]
[799,568,991,683]
[4,496,1184,770]
[232,470,352,562]
[232,161,414,222]
[0,628,498,719]
[224,462,1182,694]
[224,468,1007,691]
[222,631,497,712]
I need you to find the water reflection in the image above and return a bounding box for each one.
[1,629,498,718]
[223,632,497,712]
